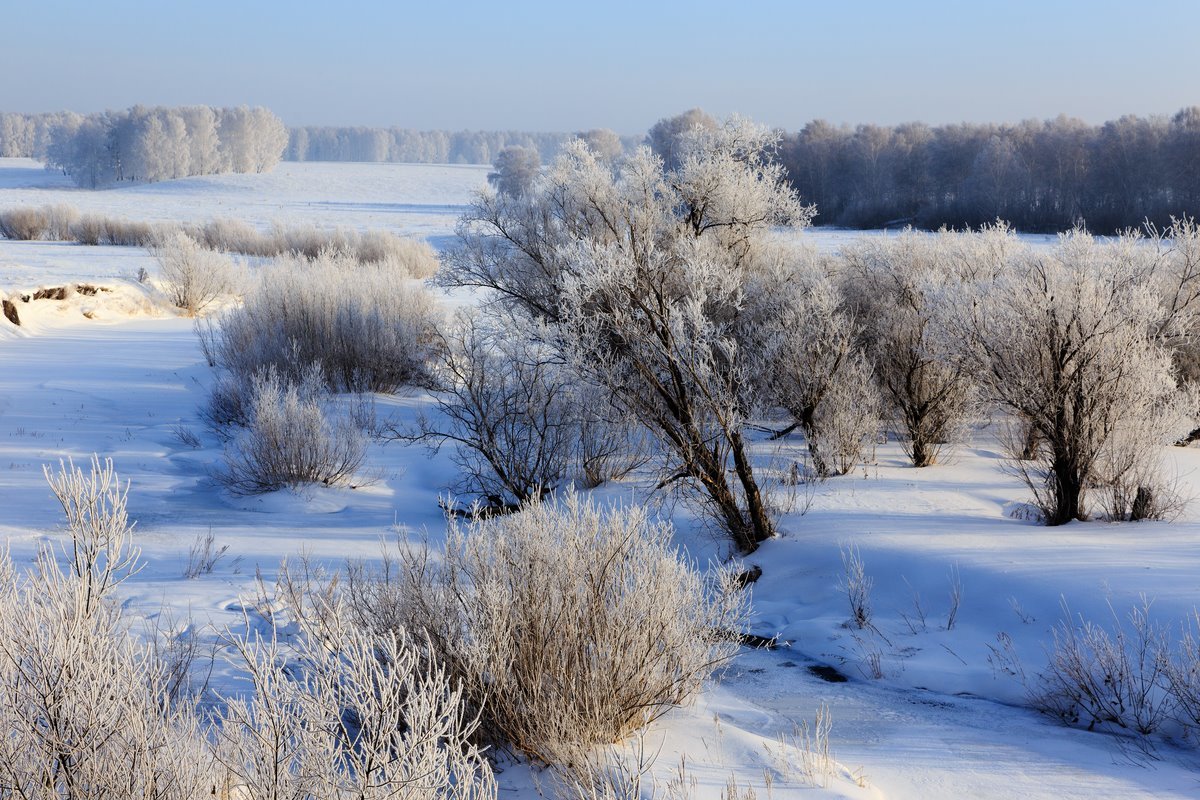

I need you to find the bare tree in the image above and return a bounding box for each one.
[408,312,578,507]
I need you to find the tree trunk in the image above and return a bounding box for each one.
[1130,486,1155,521]
[1047,455,1085,525]
[729,430,774,550]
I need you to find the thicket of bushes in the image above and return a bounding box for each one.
[4,458,741,797]
[0,204,439,278]
[0,458,497,799]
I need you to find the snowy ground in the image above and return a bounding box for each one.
[1,158,1198,798]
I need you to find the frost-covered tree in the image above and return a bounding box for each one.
[842,228,1022,466]
[646,108,718,170]
[944,231,1198,524]
[42,105,287,187]
[217,106,287,173]
[753,263,880,477]
[179,105,221,175]
[576,128,624,162]
[444,118,813,552]
[486,145,540,197]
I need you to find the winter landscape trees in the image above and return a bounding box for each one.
[777,107,1200,232]
[443,117,815,552]
[16,105,289,187]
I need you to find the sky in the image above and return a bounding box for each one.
[2,0,1198,135]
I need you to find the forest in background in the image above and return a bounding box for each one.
[3,106,1199,233]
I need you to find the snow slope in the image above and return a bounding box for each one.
[0,160,1197,798]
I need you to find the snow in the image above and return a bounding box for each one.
[1,157,1198,798]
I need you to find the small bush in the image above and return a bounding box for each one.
[1033,601,1174,736]
[195,217,268,255]
[104,218,162,246]
[0,206,50,240]
[216,367,367,494]
[70,214,107,245]
[343,492,747,761]
[0,458,215,799]
[208,251,439,393]
[267,223,439,278]
[412,313,578,505]
[44,204,80,240]
[215,609,496,800]
[354,228,439,278]
[151,229,239,316]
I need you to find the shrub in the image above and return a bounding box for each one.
[151,229,240,315]
[355,228,439,278]
[214,608,496,800]
[410,313,579,506]
[195,217,267,255]
[103,217,161,246]
[1032,601,1174,736]
[842,230,985,467]
[0,458,494,800]
[215,367,367,494]
[268,223,439,278]
[70,214,107,245]
[759,271,881,478]
[0,206,50,240]
[43,203,80,240]
[343,492,747,762]
[0,458,215,799]
[207,251,439,393]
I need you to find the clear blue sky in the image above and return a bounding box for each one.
[2,0,1197,134]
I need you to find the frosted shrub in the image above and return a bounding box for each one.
[411,313,579,506]
[70,213,107,245]
[944,231,1198,525]
[355,228,439,278]
[216,367,366,494]
[0,458,214,799]
[196,216,267,255]
[151,228,240,316]
[1092,391,1195,521]
[196,219,439,277]
[843,230,984,467]
[0,458,492,799]
[1033,601,1174,736]
[41,203,80,240]
[0,206,50,240]
[208,251,439,393]
[757,270,880,477]
[214,608,495,800]
[103,217,161,246]
[343,492,748,762]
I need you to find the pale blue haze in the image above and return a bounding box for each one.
[2,0,1196,132]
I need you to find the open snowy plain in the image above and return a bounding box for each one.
[0,157,1198,798]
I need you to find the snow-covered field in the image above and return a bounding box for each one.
[1,158,1198,798]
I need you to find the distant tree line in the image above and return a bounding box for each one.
[285,126,640,165]
[0,106,288,188]
[772,107,1200,233]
